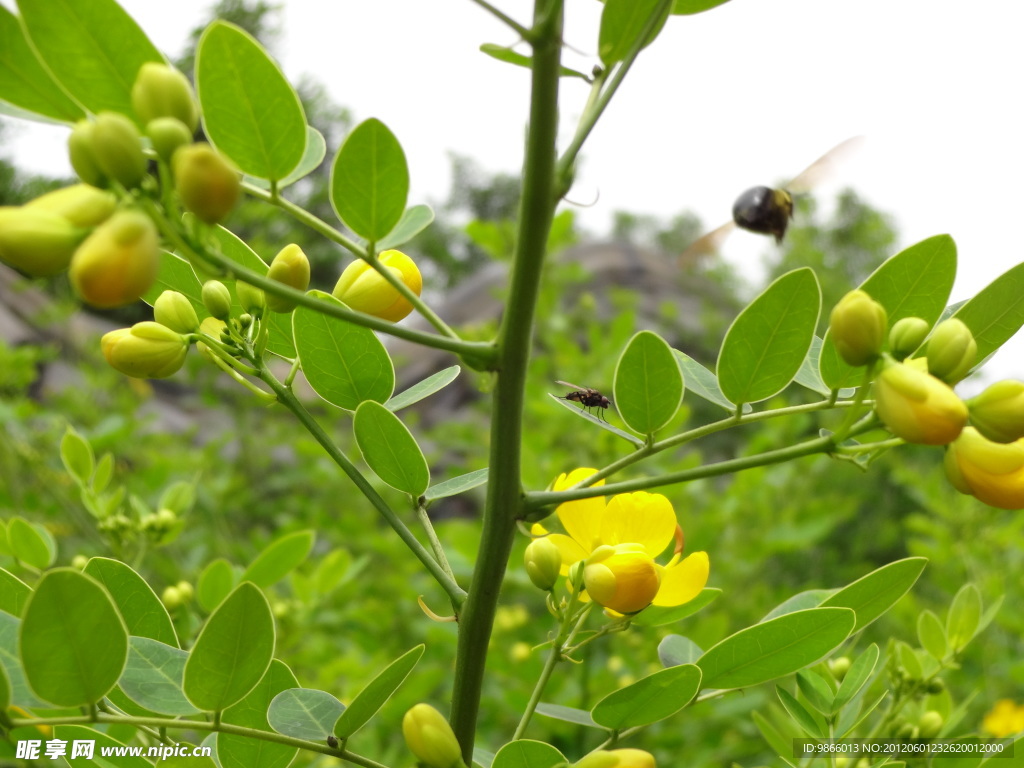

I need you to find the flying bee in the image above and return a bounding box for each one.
[679,135,865,265]
[556,381,611,421]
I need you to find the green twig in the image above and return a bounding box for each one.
[468,0,533,40]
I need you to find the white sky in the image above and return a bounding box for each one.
[5,0,1024,382]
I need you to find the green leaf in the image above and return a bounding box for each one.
[833,643,879,711]
[144,251,206,315]
[776,686,825,738]
[598,0,671,66]
[534,703,601,729]
[672,350,750,413]
[613,330,684,434]
[218,660,299,768]
[119,637,199,716]
[795,670,835,716]
[717,268,821,405]
[197,558,237,613]
[268,688,346,741]
[794,336,832,397]
[492,740,566,768]
[549,394,645,447]
[0,6,85,122]
[820,557,927,633]
[697,607,855,690]
[184,582,275,712]
[54,725,151,768]
[918,609,949,660]
[0,568,31,617]
[84,557,178,646]
[0,612,46,708]
[354,400,430,496]
[330,118,409,241]
[631,588,721,627]
[293,291,396,409]
[377,204,436,251]
[196,21,306,180]
[20,568,127,707]
[946,583,982,652]
[425,468,490,502]
[334,644,424,738]
[820,235,957,389]
[60,426,94,484]
[386,365,460,411]
[7,517,53,570]
[16,0,161,119]
[951,260,1024,363]
[591,664,701,729]
[93,452,114,494]
[672,0,731,13]
[245,125,326,190]
[478,44,591,80]
[658,635,704,667]
[761,590,833,622]
[752,710,794,763]
[0,661,8,712]
[241,530,316,589]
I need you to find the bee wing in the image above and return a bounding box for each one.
[785,135,865,195]
[555,380,585,390]
[678,220,736,266]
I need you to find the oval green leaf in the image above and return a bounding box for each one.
[197,557,237,613]
[613,330,684,434]
[144,251,206,315]
[833,643,879,711]
[334,644,424,738]
[599,0,671,66]
[0,568,31,617]
[0,612,46,708]
[183,582,275,713]
[84,557,178,646]
[268,688,346,741]
[672,0,731,13]
[673,350,750,413]
[657,634,704,668]
[592,663,701,729]
[534,703,601,729]
[377,204,437,251]
[16,0,161,119]
[54,725,151,768]
[246,125,326,190]
[354,400,430,496]
[946,583,982,652]
[425,468,489,502]
[717,267,821,405]
[330,118,409,241]
[777,685,825,738]
[120,637,199,716]
[478,44,591,81]
[631,588,722,627]
[820,557,927,633]
[19,568,128,707]
[7,517,53,570]
[386,365,460,412]
[218,659,299,768]
[293,291,395,409]
[241,530,316,589]
[951,260,1024,363]
[492,740,566,768]
[697,607,855,690]
[196,21,306,180]
[796,669,835,716]
[820,234,957,389]
[918,610,949,661]
[761,589,833,622]
[60,426,94,485]
[550,394,645,447]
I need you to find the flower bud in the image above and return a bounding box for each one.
[26,184,117,228]
[944,427,1024,509]
[172,143,240,224]
[154,290,200,333]
[101,321,188,379]
[524,537,562,591]
[176,580,194,602]
[0,206,86,276]
[919,710,944,739]
[236,281,266,317]
[332,249,422,322]
[70,210,160,308]
[71,554,89,570]
[68,120,108,188]
[873,361,967,445]
[888,317,931,360]
[583,543,661,615]
[829,289,887,367]
[926,318,977,384]
[91,112,147,189]
[131,62,199,133]
[829,656,851,681]
[575,749,656,768]
[265,244,311,312]
[146,117,193,163]
[202,280,233,320]
[967,380,1024,444]
[402,704,463,768]
[197,316,228,362]
[161,585,183,610]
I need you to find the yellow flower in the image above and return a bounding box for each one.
[332,249,422,322]
[944,427,1024,510]
[574,749,656,768]
[402,703,464,768]
[982,699,1024,738]
[873,361,967,445]
[536,469,709,615]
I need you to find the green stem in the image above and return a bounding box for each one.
[417,501,458,584]
[261,369,466,608]
[449,0,564,758]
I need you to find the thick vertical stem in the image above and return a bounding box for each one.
[449,0,563,758]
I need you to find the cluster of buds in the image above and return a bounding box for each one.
[829,289,1024,509]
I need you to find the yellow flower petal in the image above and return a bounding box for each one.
[600,492,676,558]
[544,533,590,572]
[554,468,606,552]
[652,551,709,607]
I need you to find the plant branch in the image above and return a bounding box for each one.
[468,0,533,39]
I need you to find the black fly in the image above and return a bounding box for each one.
[556,381,611,421]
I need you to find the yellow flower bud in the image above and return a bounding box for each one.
[131,62,199,133]
[829,289,887,367]
[265,244,311,312]
[968,380,1024,444]
[0,206,86,277]
[154,290,200,334]
[888,317,930,360]
[173,143,240,224]
[332,249,422,322]
[26,184,117,228]
[91,112,147,189]
[584,543,661,615]
[70,210,160,308]
[575,749,656,768]
[236,281,266,317]
[873,361,967,445]
[68,120,108,188]
[926,318,977,384]
[944,427,1024,509]
[161,585,183,610]
[176,580,195,602]
[918,710,944,739]
[524,537,562,591]
[197,316,228,362]
[146,117,193,163]
[202,280,233,320]
[401,704,463,768]
[101,321,188,379]
[71,554,89,570]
